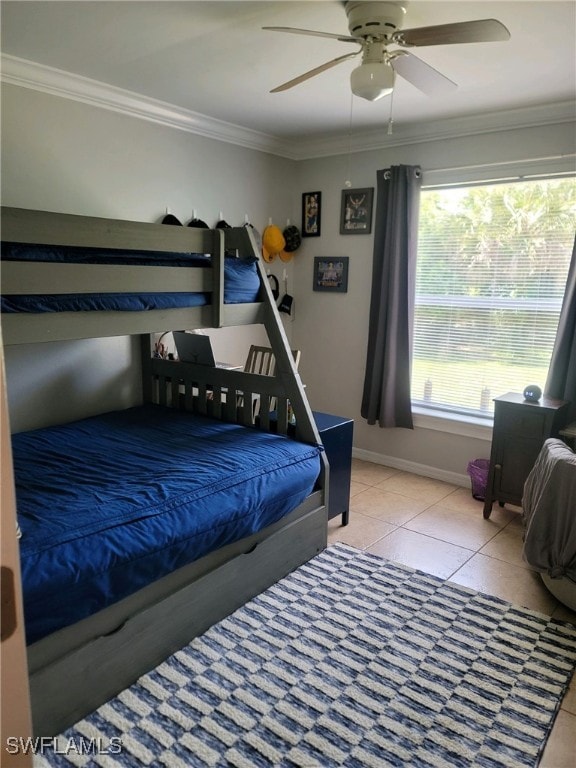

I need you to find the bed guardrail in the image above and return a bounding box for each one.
[0,207,270,343]
[144,354,311,440]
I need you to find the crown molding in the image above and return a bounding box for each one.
[0,54,292,158]
[2,54,574,162]
[295,100,576,160]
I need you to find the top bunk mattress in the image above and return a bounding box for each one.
[1,242,260,311]
[12,404,322,644]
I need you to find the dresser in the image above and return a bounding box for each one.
[483,392,570,519]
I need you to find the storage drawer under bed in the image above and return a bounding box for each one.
[28,497,327,736]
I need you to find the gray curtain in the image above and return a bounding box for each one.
[361,165,422,428]
[545,234,576,422]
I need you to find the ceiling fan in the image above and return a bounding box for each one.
[264,1,510,102]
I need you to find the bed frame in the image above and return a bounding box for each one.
[1,206,328,736]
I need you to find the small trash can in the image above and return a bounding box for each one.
[467,458,490,501]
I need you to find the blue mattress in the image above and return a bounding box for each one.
[12,405,322,644]
[0,243,260,311]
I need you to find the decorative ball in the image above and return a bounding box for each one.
[523,384,542,402]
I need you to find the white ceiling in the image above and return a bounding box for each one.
[1,1,575,156]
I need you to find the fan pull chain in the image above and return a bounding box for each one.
[387,85,395,135]
[344,92,354,188]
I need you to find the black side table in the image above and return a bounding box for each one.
[313,411,354,526]
[483,392,570,519]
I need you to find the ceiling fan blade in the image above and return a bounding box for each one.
[270,51,361,93]
[391,52,457,95]
[394,19,511,47]
[263,26,359,44]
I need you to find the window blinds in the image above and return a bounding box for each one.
[412,177,575,418]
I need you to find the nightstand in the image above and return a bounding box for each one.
[483,392,570,519]
[313,412,354,526]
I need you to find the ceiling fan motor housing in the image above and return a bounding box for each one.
[345,1,407,40]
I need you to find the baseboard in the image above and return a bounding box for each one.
[352,447,470,489]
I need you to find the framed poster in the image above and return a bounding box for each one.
[302,191,321,237]
[340,187,374,234]
[313,257,349,293]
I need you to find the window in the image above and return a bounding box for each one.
[412,177,575,419]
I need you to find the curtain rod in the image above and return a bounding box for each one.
[423,153,576,175]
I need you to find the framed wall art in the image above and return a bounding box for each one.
[302,191,322,237]
[313,257,349,293]
[340,187,374,235]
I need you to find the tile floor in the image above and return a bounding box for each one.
[328,459,576,768]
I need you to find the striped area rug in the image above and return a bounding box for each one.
[37,544,576,767]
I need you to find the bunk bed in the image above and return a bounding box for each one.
[0,206,328,736]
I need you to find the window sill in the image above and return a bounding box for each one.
[412,406,493,441]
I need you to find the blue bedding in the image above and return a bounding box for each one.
[12,405,322,644]
[0,243,260,311]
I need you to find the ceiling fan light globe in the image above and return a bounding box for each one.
[350,62,394,101]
